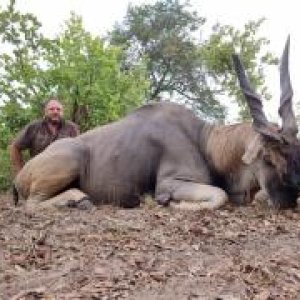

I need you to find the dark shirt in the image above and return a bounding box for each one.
[13,119,79,157]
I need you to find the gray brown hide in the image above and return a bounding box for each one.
[13,37,300,211]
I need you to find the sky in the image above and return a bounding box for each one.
[1,0,299,122]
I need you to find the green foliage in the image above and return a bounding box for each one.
[109,0,277,121]
[0,2,148,134]
[109,0,226,120]
[0,0,53,143]
[42,13,148,130]
[0,100,32,148]
[0,149,11,191]
[0,0,46,108]
[201,19,278,120]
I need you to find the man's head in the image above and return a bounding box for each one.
[43,98,64,124]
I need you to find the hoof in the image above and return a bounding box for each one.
[156,193,171,207]
[66,197,94,210]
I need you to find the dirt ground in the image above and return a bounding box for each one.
[0,193,300,300]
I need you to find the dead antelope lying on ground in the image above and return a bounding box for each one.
[13,37,300,211]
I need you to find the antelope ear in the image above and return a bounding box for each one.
[242,135,263,164]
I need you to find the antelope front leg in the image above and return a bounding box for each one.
[155,179,228,210]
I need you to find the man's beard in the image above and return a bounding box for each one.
[45,116,63,126]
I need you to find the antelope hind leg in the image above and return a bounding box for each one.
[14,138,90,212]
[25,188,91,212]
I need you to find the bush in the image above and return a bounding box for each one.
[0,148,12,192]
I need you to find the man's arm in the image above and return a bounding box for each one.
[8,122,34,177]
[8,142,24,177]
